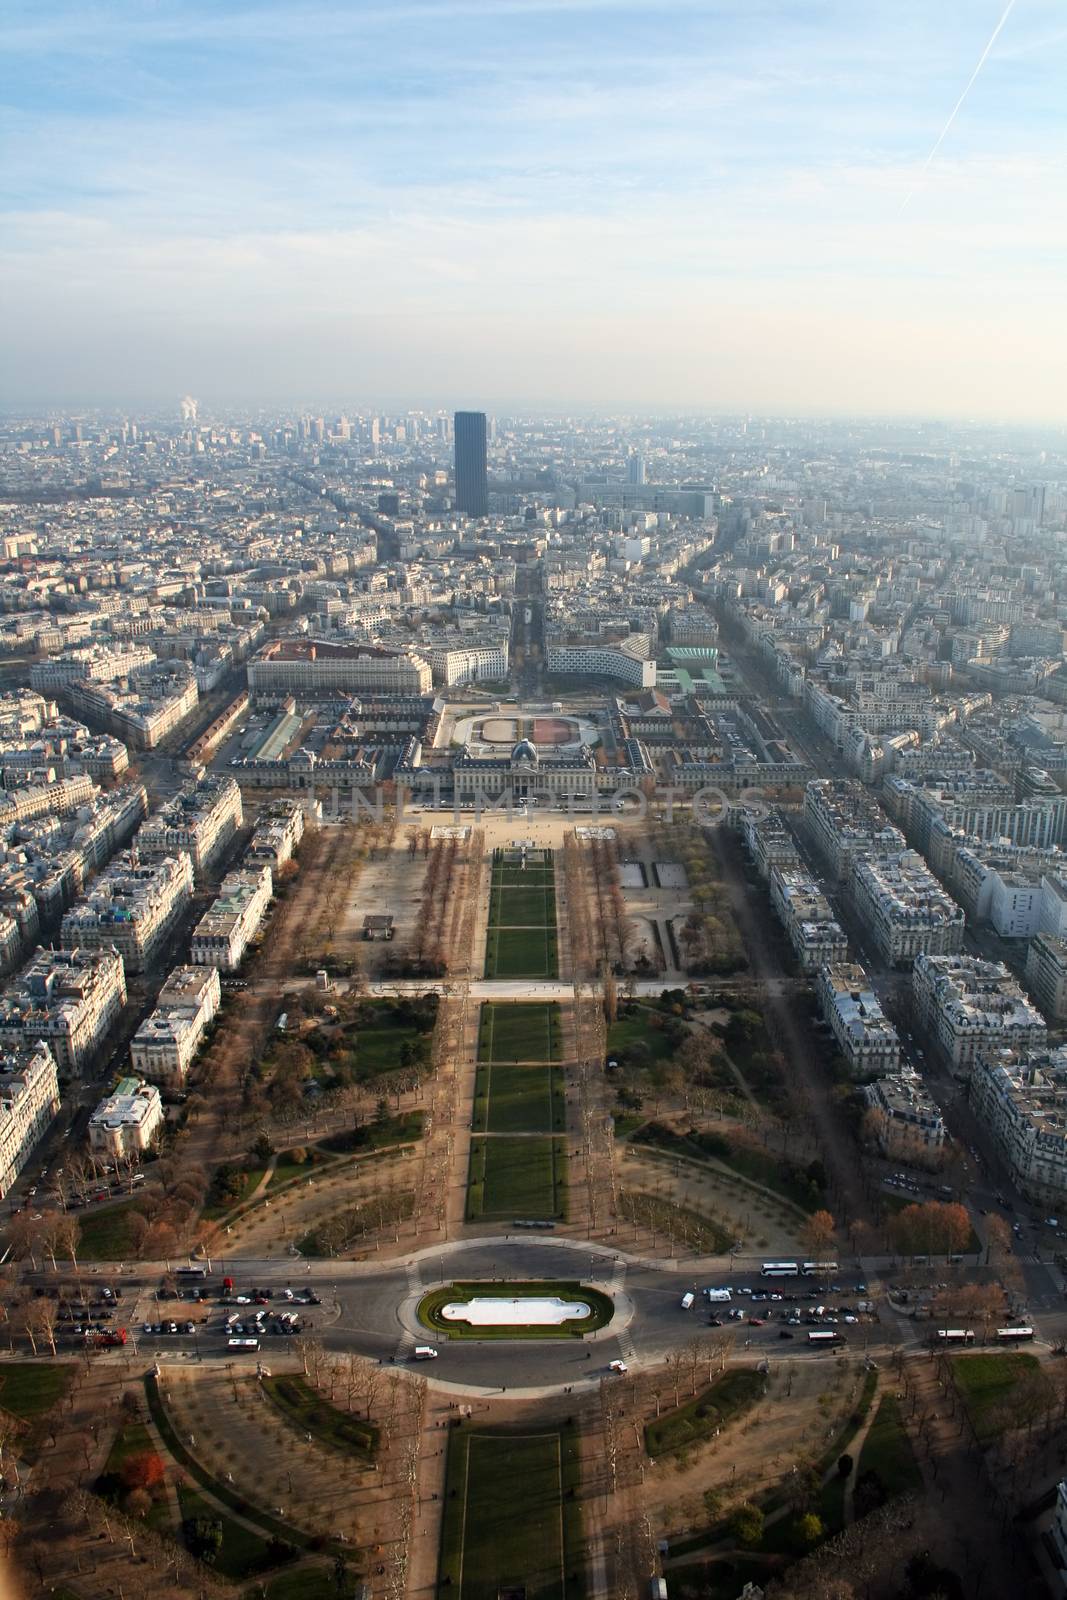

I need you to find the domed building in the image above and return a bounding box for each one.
[511,738,539,767]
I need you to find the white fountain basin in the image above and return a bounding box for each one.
[441,1296,590,1326]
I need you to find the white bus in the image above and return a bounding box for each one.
[807,1330,845,1345]
[935,1329,975,1344]
[761,1262,800,1278]
[801,1261,838,1277]
[227,1337,260,1351]
[996,1326,1035,1343]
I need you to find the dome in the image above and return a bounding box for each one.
[511,738,539,765]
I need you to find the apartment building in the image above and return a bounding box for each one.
[802,779,905,882]
[741,806,801,881]
[190,862,272,972]
[0,1041,60,1199]
[248,640,432,697]
[0,947,127,1076]
[88,1075,164,1159]
[768,866,848,972]
[969,1048,1067,1208]
[137,774,243,880]
[862,1071,948,1167]
[913,952,1047,1075]
[1026,934,1067,1024]
[817,962,901,1078]
[544,641,656,687]
[61,851,193,974]
[130,964,221,1088]
[851,852,965,967]
[247,799,305,872]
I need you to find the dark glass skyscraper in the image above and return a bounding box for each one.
[454,410,488,517]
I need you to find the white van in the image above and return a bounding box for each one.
[680,1292,695,1310]
[413,1346,438,1360]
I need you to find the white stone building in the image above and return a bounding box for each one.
[136,775,243,880]
[851,852,965,968]
[817,962,901,1078]
[190,863,273,972]
[969,1047,1067,1208]
[130,965,221,1088]
[913,952,1047,1075]
[88,1076,163,1159]
[61,851,193,974]
[0,947,127,1076]
[0,1041,60,1198]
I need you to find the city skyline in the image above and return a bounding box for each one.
[4,0,1066,418]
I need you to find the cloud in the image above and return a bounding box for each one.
[1,0,1065,413]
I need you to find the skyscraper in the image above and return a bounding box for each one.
[454,411,488,517]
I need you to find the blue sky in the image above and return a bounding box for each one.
[3,0,1066,414]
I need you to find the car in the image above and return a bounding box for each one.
[254,1295,269,1305]
[749,1316,766,1326]
[167,1322,178,1334]
[183,1322,195,1334]
[142,1323,153,1335]
[608,1360,629,1374]
[708,1316,724,1327]
[779,1330,794,1339]
[233,1295,252,1305]
[303,1293,321,1306]
[282,1288,295,1301]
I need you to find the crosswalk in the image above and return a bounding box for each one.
[394,1259,424,1360]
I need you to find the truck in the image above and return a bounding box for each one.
[680,1292,695,1310]
[91,1327,128,1348]
[650,1580,668,1599]
[704,1288,732,1303]
[414,1346,439,1360]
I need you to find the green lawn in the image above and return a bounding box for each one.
[473,1062,564,1134]
[178,1483,279,1580]
[489,881,556,927]
[437,1425,585,1599]
[479,1002,561,1061]
[261,1374,377,1462]
[0,1361,73,1420]
[857,1394,922,1496]
[257,1565,365,1600]
[417,1281,614,1341]
[466,1136,566,1220]
[75,1199,151,1259]
[644,1369,765,1458]
[484,924,558,979]
[317,1111,424,1155]
[952,1351,1042,1444]
[607,1011,674,1065]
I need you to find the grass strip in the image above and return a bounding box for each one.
[261,1374,377,1461]
[645,1368,765,1458]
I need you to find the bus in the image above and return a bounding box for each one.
[807,1330,845,1345]
[935,1329,975,1344]
[761,1262,800,1278]
[227,1337,260,1351]
[802,1262,839,1277]
[996,1326,1035,1343]
[176,1266,207,1280]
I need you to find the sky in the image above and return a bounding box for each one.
[3,0,1066,417]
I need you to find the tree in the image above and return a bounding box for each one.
[801,1209,836,1259]
[185,1515,223,1563]
[793,1512,824,1549]
[122,1450,166,1492]
[251,1131,274,1164]
[837,1453,853,1479]
[731,1502,765,1548]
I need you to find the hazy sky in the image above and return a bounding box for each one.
[3,0,1066,416]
